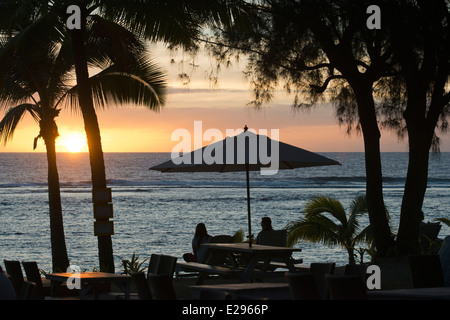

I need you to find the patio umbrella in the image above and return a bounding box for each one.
[150,126,340,246]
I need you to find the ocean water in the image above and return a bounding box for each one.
[0,152,449,273]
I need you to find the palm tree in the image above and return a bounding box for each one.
[1,0,237,272]
[286,195,375,264]
[0,30,166,272]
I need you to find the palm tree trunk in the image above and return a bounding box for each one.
[346,246,356,265]
[44,135,70,272]
[69,20,115,273]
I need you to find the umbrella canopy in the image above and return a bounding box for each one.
[150,127,340,246]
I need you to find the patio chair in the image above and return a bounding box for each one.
[326,274,368,300]
[156,255,178,278]
[147,274,177,300]
[147,254,160,275]
[439,236,450,286]
[419,222,441,243]
[147,254,177,277]
[419,222,442,253]
[285,272,321,300]
[21,261,48,300]
[17,281,36,300]
[344,263,368,281]
[408,254,445,288]
[3,260,24,296]
[130,272,152,300]
[310,262,335,300]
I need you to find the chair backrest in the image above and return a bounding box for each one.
[210,235,234,244]
[147,274,177,300]
[131,272,152,300]
[148,254,177,279]
[326,274,368,300]
[439,236,450,287]
[148,254,160,275]
[310,262,335,300]
[21,261,44,300]
[17,281,36,300]
[256,230,287,247]
[3,260,24,296]
[156,255,178,278]
[344,264,368,281]
[408,254,445,288]
[419,222,441,243]
[285,272,321,300]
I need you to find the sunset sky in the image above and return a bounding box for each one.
[1,43,449,154]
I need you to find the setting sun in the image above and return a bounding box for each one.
[60,132,87,153]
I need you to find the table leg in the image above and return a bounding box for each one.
[242,258,259,282]
[283,256,296,272]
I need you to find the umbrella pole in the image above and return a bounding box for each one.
[246,163,252,247]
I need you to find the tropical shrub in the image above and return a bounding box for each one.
[286,195,378,264]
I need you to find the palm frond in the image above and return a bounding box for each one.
[61,55,167,112]
[354,224,375,246]
[0,103,40,145]
[349,194,368,217]
[0,9,69,107]
[286,218,339,247]
[304,195,348,227]
[86,13,145,67]
[286,194,378,261]
[0,77,35,111]
[0,0,47,33]
[346,194,368,235]
[46,35,76,104]
[99,0,202,51]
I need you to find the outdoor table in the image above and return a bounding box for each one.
[201,243,302,282]
[46,272,132,300]
[190,282,291,300]
[367,287,450,300]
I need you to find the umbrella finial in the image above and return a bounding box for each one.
[244,125,248,132]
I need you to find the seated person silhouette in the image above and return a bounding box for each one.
[256,217,287,247]
[183,223,212,262]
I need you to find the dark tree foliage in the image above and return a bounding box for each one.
[209,0,394,257]
[380,0,450,254]
[209,0,449,256]
[1,0,246,271]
